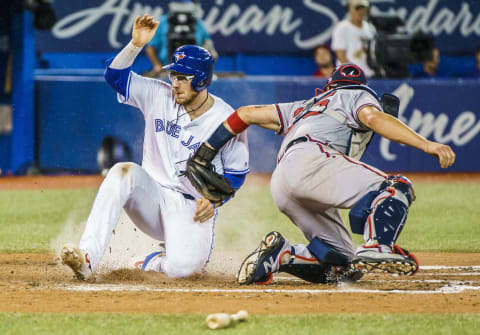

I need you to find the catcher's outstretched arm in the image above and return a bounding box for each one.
[207,105,279,151]
[358,105,456,168]
[185,106,272,202]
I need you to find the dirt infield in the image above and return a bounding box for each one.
[0,252,479,314]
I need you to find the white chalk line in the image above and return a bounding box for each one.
[420,265,480,270]
[52,264,480,295]
[274,277,478,284]
[417,273,480,276]
[56,283,480,295]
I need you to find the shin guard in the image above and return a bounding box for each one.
[350,175,415,246]
[278,237,352,283]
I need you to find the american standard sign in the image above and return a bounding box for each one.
[379,83,480,162]
[37,0,480,54]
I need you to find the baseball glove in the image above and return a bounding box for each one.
[185,144,235,203]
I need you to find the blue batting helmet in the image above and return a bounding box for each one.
[323,63,367,90]
[162,45,214,92]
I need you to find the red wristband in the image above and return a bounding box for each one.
[227,110,249,134]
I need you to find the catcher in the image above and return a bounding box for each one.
[186,64,456,284]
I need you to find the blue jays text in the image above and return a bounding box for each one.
[155,119,201,152]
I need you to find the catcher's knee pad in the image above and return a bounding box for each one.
[307,237,349,267]
[349,174,415,246]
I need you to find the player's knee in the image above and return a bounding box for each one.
[388,174,415,205]
[108,162,135,176]
[163,257,206,278]
[164,263,199,278]
[106,162,139,183]
[102,163,142,196]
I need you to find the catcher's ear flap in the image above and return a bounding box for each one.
[381,93,400,118]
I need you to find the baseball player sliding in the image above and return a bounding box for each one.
[186,63,456,284]
[61,15,248,280]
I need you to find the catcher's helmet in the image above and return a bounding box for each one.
[163,45,214,92]
[323,63,367,90]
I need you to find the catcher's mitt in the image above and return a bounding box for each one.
[185,144,235,203]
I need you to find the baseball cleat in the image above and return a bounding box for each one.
[236,231,288,285]
[352,244,419,275]
[135,250,165,272]
[61,243,93,280]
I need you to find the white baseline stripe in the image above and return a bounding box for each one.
[420,265,480,270]
[53,265,480,295]
[276,277,477,284]
[56,284,480,295]
[418,273,480,276]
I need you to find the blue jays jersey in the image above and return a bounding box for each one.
[117,72,249,198]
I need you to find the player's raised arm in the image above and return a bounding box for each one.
[104,15,159,96]
[358,105,456,168]
[131,14,160,48]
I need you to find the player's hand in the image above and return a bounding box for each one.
[132,14,159,48]
[193,198,215,223]
[153,64,163,74]
[423,140,456,168]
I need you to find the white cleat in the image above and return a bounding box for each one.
[61,243,93,280]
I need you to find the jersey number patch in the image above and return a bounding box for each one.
[294,91,335,123]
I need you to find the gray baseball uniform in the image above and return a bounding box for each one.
[270,88,387,259]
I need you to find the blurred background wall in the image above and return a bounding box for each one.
[1,0,479,175]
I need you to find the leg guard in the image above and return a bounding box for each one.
[279,237,362,284]
[349,174,415,246]
[307,237,349,267]
[279,263,332,283]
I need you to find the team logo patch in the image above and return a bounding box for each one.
[339,65,361,78]
[175,52,186,62]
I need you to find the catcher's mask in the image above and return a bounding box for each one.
[163,45,214,92]
[323,63,367,91]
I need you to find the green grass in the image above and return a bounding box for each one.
[401,183,480,252]
[0,313,479,335]
[0,189,97,252]
[0,182,479,253]
[217,182,480,253]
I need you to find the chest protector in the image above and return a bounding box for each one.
[301,85,399,160]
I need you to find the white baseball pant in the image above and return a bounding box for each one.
[78,162,215,278]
